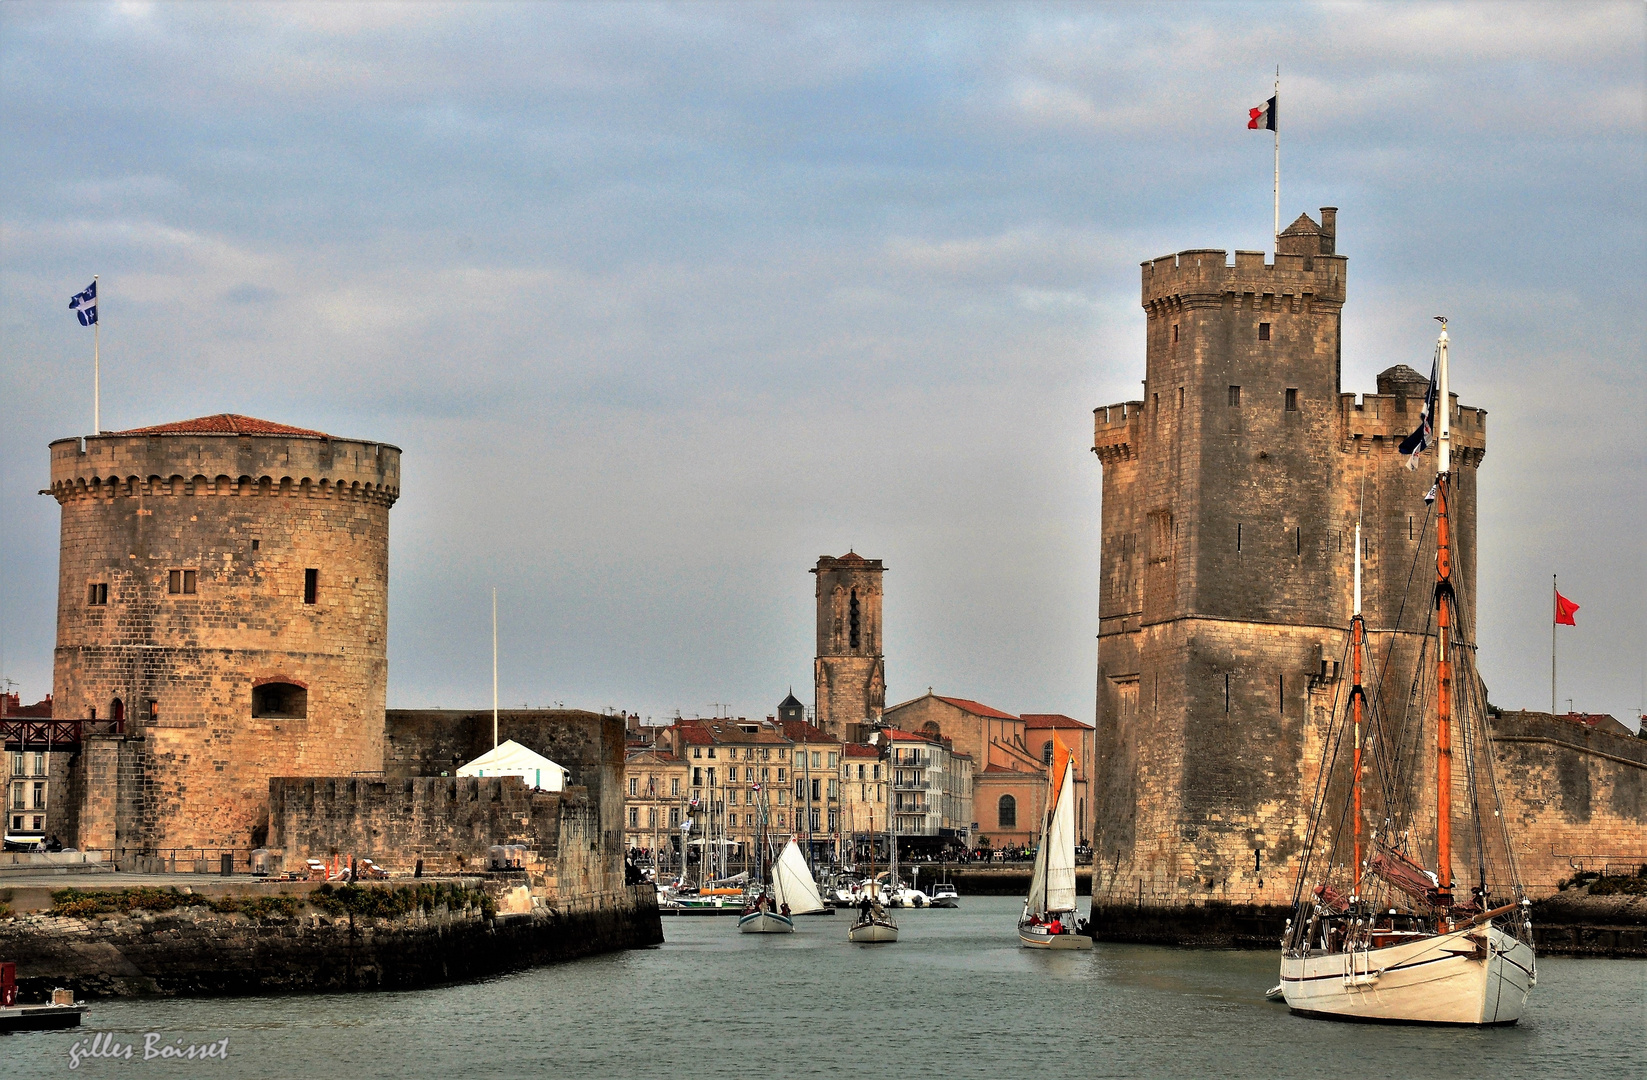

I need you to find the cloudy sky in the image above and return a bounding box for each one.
[2,2,1642,728]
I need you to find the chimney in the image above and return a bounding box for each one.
[1319,207,1337,255]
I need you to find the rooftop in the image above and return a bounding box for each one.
[931,695,1019,721]
[107,413,333,438]
[1021,713,1093,730]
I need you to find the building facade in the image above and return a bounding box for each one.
[812,552,886,741]
[882,692,1052,849]
[884,729,974,847]
[1090,210,1487,905]
[45,413,400,851]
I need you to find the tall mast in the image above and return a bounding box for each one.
[1351,521,1365,899]
[1432,321,1455,908]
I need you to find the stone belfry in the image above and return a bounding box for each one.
[1090,208,1487,907]
[811,552,886,740]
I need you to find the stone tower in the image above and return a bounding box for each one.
[1090,210,1486,905]
[46,414,400,851]
[811,552,886,741]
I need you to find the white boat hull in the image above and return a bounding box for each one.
[1018,920,1092,950]
[848,918,899,943]
[1280,924,1534,1025]
[737,909,794,934]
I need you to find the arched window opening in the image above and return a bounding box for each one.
[252,682,308,719]
[111,698,124,723]
[919,721,941,739]
[997,794,1017,829]
[1041,740,1053,765]
[849,589,861,650]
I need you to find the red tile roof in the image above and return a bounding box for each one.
[778,719,839,744]
[933,695,1019,721]
[1021,713,1093,730]
[980,762,1040,775]
[109,413,331,438]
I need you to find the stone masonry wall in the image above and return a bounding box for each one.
[1489,711,1647,892]
[268,774,571,875]
[49,429,399,851]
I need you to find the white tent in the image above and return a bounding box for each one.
[456,739,570,792]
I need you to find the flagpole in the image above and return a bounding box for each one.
[92,275,100,434]
[492,586,499,749]
[1273,67,1280,244]
[1551,574,1557,715]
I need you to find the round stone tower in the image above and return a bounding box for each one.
[47,414,400,851]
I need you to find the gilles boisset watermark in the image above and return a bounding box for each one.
[67,1032,230,1069]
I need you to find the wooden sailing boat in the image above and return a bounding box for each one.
[850,746,899,943]
[1018,732,1090,949]
[740,788,796,933]
[1280,322,1535,1024]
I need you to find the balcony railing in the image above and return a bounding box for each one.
[2,716,125,751]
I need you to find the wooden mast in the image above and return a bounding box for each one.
[1433,322,1454,909]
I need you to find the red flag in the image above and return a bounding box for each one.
[1555,591,1579,626]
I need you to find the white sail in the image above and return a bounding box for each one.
[771,839,825,914]
[1045,757,1077,913]
[1025,825,1049,915]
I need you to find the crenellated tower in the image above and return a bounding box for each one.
[45,413,400,852]
[1090,209,1486,906]
[811,552,886,741]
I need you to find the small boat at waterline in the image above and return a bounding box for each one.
[1018,732,1090,950]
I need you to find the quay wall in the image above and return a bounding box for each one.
[0,887,660,999]
[1089,893,1646,958]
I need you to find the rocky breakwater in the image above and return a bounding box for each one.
[0,880,661,999]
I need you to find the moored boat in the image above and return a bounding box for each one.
[0,965,83,1032]
[1280,322,1535,1024]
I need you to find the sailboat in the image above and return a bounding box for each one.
[1018,732,1090,949]
[849,761,899,943]
[1280,321,1535,1024]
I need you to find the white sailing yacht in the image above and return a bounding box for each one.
[1279,322,1535,1024]
[1018,732,1090,949]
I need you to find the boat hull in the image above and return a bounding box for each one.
[737,909,794,934]
[1280,924,1534,1025]
[1018,921,1092,950]
[848,919,899,943]
[0,1005,84,1032]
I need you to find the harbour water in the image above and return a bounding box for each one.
[8,898,1642,1079]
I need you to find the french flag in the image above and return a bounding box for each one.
[1248,95,1277,131]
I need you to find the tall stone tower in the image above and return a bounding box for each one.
[46,414,400,851]
[811,552,886,741]
[1090,210,1486,905]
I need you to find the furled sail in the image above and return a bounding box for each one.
[770,839,825,914]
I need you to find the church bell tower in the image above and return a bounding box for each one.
[811,552,885,741]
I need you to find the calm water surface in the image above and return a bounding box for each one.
[7,898,1643,1079]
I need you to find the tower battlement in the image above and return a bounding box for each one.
[1141,209,1347,314]
[48,419,399,507]
[1141,247,1347,312]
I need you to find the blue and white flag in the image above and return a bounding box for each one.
[69,280,98,326]
[1397,359,1437,470]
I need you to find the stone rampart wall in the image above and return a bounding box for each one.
[1490,711,1646,891]
[268,775,568,874]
